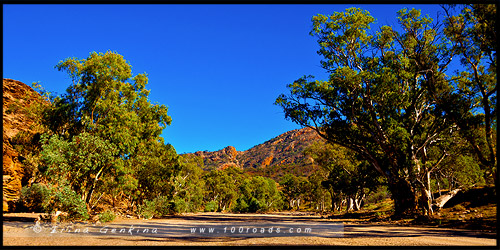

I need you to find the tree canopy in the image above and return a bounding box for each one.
[275,5,495,217]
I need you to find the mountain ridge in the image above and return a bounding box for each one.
[184,127,325,180]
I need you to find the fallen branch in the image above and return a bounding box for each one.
[432,188,461,211]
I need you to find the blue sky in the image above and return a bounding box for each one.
[3,4,445,154]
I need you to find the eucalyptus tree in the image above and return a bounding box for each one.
[276,7,476,216]
[441,4,497,182]
[38,51,176,213]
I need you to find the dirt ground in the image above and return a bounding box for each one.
[3,212,497,246]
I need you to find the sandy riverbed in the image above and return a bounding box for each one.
[3,212,496,246]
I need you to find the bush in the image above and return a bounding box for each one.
[248,197,263,213]
[204,201,217,212]
[138,196,173,219]
[364,186,388,205]
[18,183,88,221]
[98,210,116,223]
[18,183,52,212]
[51,186,89,221]
[233,197,249,213]
[169,198,188,214]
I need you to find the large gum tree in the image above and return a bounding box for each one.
[276,7,482,217]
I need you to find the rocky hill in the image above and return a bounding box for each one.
[193,145,241,170]
[3,78,48,211]
[186,127,326,181]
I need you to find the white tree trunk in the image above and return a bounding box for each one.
[432,188,461,211]
[346,198,354,212]
[354,194,365,211]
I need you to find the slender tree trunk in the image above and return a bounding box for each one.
[418,171,434,216]
[354,193,365,211]
[346,197,354,212]
[85,166,106,211]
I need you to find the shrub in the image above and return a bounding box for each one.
[233,197,249,213]
[51,186,89,221]
[169,198,188,214]
[18,183,88,221]
[364,186,388,205]
[98,210,116,223]
[204,201,217,212]
[138,196,173,219]
[18,183,52,212]
[248,197,263,213]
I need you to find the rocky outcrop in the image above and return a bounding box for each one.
[238,127,323,170]
[3,78,47,211]
[194,146,242,170]
[185,127,325,180]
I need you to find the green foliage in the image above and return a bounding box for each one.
[98,210,116,223]
[18,183,88,221]
[30,51,179,216]
[39,132,118,208]
[234,176,282,213]
[233,197,249,213]
[442,4,497,181]
[134,140,180,202]
[364,186,389,205]
[204,200,218,212]
[441,155,485,190]
[170,155,206,212]
[50,185,89,221]
[275,6,490,216]
[169,197,188,214]
[279,173,307,210]
[203,166,242,212]
[138,196,172,219]
[18,183,52,212]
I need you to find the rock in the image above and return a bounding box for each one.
[3,78,48,211]
[184,127,324,180]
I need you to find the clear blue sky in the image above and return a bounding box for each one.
[3,4,444,154]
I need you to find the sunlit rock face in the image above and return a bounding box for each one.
[3,78,48,211]
[186,127,325,180]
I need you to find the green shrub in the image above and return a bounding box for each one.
[233,197,249,213]
[169,198,188,214]
[18,183,52,212]
[138,196,173,219]
[248,197,263,213]
[98,210,116,223]
[364,186,388,205]
[18,183,88,221]
[51,186,89,221]
[204,201,217,212]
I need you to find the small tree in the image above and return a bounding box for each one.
[279,173,307,210]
